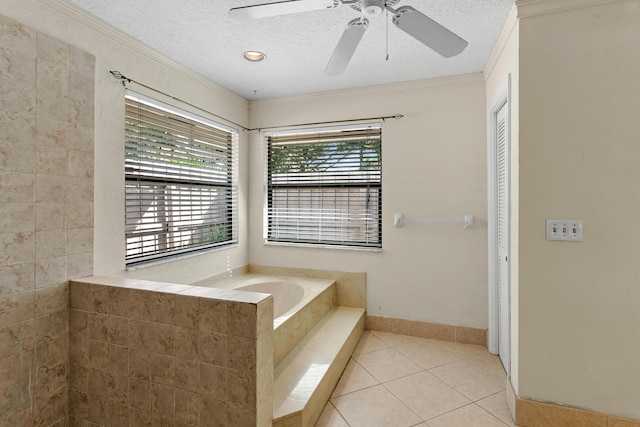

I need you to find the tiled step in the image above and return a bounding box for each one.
[273,306,365,427]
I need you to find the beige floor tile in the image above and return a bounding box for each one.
[352,331,389,355]
[395,339,463,369]
[468,353,507,379]
[477,392,517,426]
[427,404,508,427]
[331,384,422,427]
[353,347,423,383]
[331,358,379,398]
[369,330,422,347]
[385,371,472,421]
[315,402,349,427]
[429,358,506,401]
[436,341,488,358]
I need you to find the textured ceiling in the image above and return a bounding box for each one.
[68,0,514,100]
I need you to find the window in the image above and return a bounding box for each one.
[124,91,237,264]
[266,124,382,248]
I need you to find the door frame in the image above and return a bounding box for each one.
[487,74,511,358]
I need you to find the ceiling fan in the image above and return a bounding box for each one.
[229,0,468,75]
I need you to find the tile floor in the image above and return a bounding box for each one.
[316,330,517,427]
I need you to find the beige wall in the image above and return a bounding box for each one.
[518,0,640,419]
[248,76,489,329]
[0,0,250,285]
[484,6,520,392]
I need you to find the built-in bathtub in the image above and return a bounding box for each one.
[193,274,337,367]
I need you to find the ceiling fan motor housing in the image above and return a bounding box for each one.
[362,0,385,16]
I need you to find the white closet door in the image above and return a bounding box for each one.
[496,101,510,374]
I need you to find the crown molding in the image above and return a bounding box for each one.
[249,73,485,111]
[37,0,248,111]
[516,0,621,18]
[483,5,518,82]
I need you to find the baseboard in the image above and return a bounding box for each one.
[365,314,487,346]
[516,398,640,427]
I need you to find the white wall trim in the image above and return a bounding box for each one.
[516,0,621,18]
[249,73,485,111]
[487,74,511,356]
[483,5,518,83]
[35,0,248,112]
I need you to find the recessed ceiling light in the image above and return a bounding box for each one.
[242,51,266,62]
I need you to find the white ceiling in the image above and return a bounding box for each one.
[68,0,514,100]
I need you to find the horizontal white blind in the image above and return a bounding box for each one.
[125,94,237,264]
[267,126,382,248]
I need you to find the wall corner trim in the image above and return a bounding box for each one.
[516,0,621,18]
[483,5,518,82]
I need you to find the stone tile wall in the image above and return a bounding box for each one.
[68,277,274,427]
[0,15,95,425]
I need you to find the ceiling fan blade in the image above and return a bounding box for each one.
[324,18,368,76]
[229,0,335,20]
[392,6,468,58]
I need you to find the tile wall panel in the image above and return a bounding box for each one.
[0,14,95,425]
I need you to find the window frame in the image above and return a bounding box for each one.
[264,123,382,250]
[124,90,238,266]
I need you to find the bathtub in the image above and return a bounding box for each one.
[193,274,337,366]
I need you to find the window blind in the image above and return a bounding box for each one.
[266,126,382,248]
[124,93,237,264]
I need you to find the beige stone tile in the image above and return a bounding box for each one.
[200,363,226,401]
[87,284,108,314]
[386,370,471,421]
[108,401,129,426]
[0,231,35,264]
[228,335,256,374]
[0,290,34,328]
[128,348,150,381]
[69,389,88,419]
[36,174,67,203]
[128,408,152,427]
[0,46,36,84]
[331,384,421,427]
[370,330,422,347]
[35,256,66,288]
[0,172,34,203]
[0,351,31,391]
[516,398,607,427]
[175,389,200,425]
[69,362,88,393]
[106,315,128,346]
[227,301,256,339]
[107,344,129,379]
[395,339,464,370]
[36,58,68,95]
[175,327,200,360]
[0,203,34,233]
[34,387,66,426]
[35,230,66,260]
[0,380,33,420]
[352,330,388,355]
[67,227,93,255]
[36,117,67,149]
[608,416,640,427]
[35,203,65,231]
[149,291,175,324]
[353,347,423,383]
[427,403,508,427]
[430,358,506,402]
[36,32,67,63]
[468,353,507,380]
[228,368,257,407]
[148,352,175,387]
[0,140,35,174]
[151,383,175,418]
[69,281,89,311]
[34,282,68,317]
[227,401,256,426]
[68,75,94,105]
[129,289,153,321]
[87,313,108,342]
[35,310,68,343]
[331,358,379,398]
[477,392,516,426]
[36,88,68,122]
[0,77,35,116]
[107,286,129,317]
[199,331,227,367]
[68,150,93,178]
[315,402,349,427]
[69,45,95,81]
[67,202,93,229]
[455,326,487,346]
[67,176,93,203]
[129,377,151,411]
[67,123,92,152]
[0,15,36,53]
[69,309,87,337]
[0,320,35,358]
[128,320,175,355]
[67,252,93,280]
[174,357,200,393]
[436,340,488,358]
[69,97,94,128]
[0,262,34,295]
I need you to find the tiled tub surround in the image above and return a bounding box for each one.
[0,15,95,426]
[193,274,337,368]
[68,276,274,427]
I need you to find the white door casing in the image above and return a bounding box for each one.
[487,75,511,375]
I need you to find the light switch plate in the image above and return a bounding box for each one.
[546,220,583,241]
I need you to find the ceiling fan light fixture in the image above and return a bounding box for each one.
[242,51,266,62]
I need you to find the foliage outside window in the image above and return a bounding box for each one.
[124,91,237,264]
[266,125,382,248]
